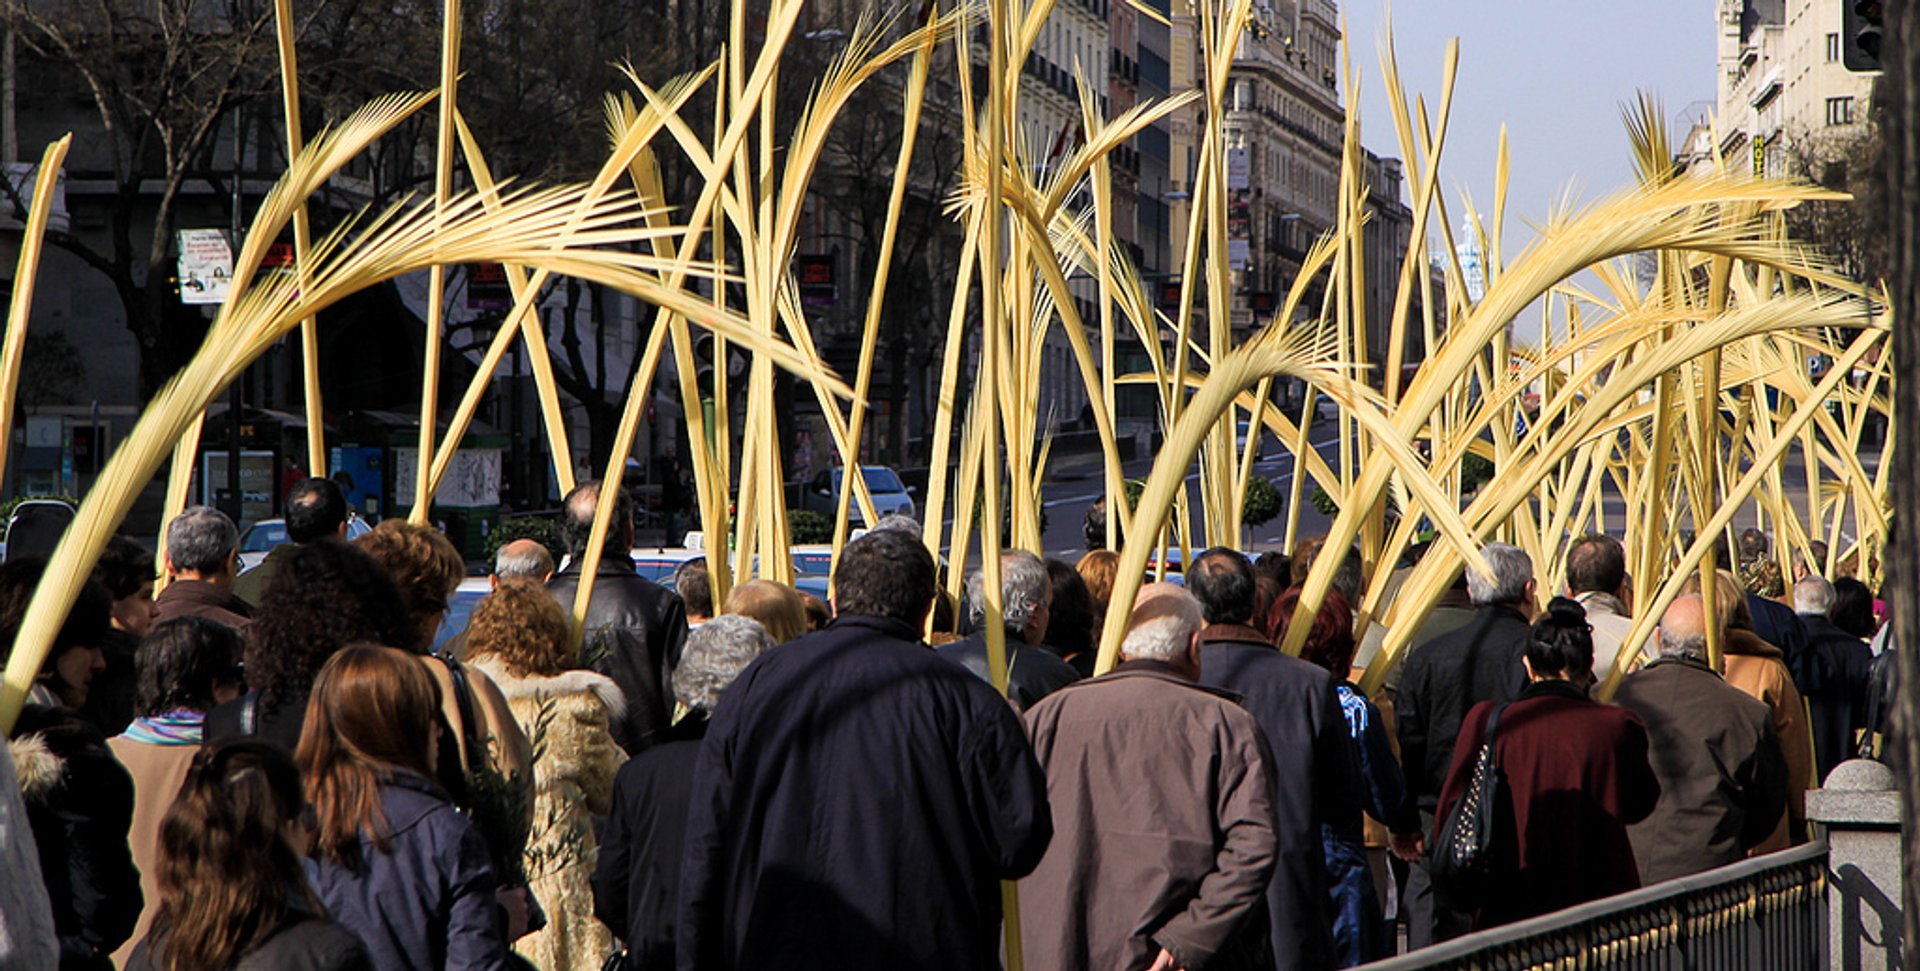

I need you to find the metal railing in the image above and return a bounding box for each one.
[1360,842,1829,971]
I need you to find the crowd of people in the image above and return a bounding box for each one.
[0,478,1898,971]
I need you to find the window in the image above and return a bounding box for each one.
[1826,96,1855,126]
[1826,32,1840,62]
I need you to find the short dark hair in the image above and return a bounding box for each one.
[1830,577,1877,638]
[93,535,157,601]
[1527,596,1595,678]
[1565,534,1626,595]
[561,480,633,559]
[1042,559,1096,658]
[1186,548,1256,625]
[135,618,242,716]
[674,558,713,617]
[1253,551,1291,585]
[831,529,935,627]
[285,477,348,544]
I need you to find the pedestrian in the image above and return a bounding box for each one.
[1394,542,1535,946]
[299,646,510,971]
[721,579,807,644]
[124,740,373,971]
[233,477,349,608]
[676,528,1052,970]
[545,480,688,755]
[107,618,245,968]
[1793,576,1874,781]
[1432,597,1660,930]
[203,539,413,751]
[153,506,252,631]
[1041,558,1098,676]
[80,535,156,736]
[493,538,556,586]
[465,583,626,971]
[0,725,58,971]
[1188,547,1366,971]
[938,550,1082,709]
[0,558,113,713]
[1615,595,1788,885]
[673,559,713,626]
[1020,585,1279,971]
[1564,534,1634,681]
[1279,587,1417,967]
[594,615,775,971]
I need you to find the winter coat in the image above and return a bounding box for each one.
[1394,604,1532,815]
[1746,595,1808,685]
[1571,591,1635,682]
[1198,624,1365,971]
[0,728,57,971]
[676,613,1052,971]
[1019,660,1278,971]
[546,559,688,755]
[1433,681,1660,930]
[306,769,509,971]
[594,717,708,971]
[8,706,142,971]
[1325,684,1413,966]
[936,629,1082,711]
[1797,614,1874,782]
[106,725,203,968]
[151,579,252,631]
[469,658,625,971]
[1722,628,1814,851]
[126,905,374,971]
[1614,656,1789,885]
[76,627,138,738]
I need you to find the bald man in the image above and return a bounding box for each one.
[492,538,555,588]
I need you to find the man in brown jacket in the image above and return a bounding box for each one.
[151,506,252,631]
[1020,584,1278,971]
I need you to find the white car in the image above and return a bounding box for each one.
[237,515,373,572]
[801,466,917,524]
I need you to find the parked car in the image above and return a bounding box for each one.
[796,466,917,525]
[237,515,372,572]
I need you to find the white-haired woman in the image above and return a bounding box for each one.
[591,614,774,971]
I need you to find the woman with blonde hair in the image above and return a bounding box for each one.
[1075,550,1120,623]
[298,645,508,970]
[466,583,625,971]
[723,579,808,644]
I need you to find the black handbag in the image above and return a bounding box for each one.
[1428,702,1510,905]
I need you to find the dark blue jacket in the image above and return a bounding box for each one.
[936,630,1082,710]
[306,771,507,971]
[677,614,1052,970]
[595,716,708,971]
[1798,614,1874,780]
[1198,624,1365,971]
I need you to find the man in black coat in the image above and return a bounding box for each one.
[546,480,688,754]
[1190,547,1364,971]
[1395,541,1534,946]
[676,529,1052,971]
[1792,576,1875,781]
[938,549,1081,710]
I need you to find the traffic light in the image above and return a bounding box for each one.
[1844,0,1884,73]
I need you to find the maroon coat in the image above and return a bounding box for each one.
[1433,680,1660,930]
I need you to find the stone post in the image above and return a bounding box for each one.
[1805,759,1905,971]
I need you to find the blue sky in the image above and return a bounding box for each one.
[1339,1,1715,252]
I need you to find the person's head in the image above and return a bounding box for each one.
[1565,534,1627,598]
[355,520,466,652]
[465,581,574,678]
[724,580,807,644]
[1831,577,1877,638]
[1075,550,1120,619]
[1288,536,1326,587]
[832,528,936,627]
[1252,576,1282,638]
[135,618,243,716]
[1657,595,1713,662]
[1737,527,1770,565]
[246,540,411,712]
[675,558,713,622]
[285,477,349,544]
[0,557,112,708]
[93,535,157,638]
[672,614,774,713]
[870,513,922,538]
[1276,588,1358,679]
[1119,584,1205,678]
[799,591,830,632]
[297,645,443,865]
[1793,575,1836,617]
[560,480,633,559]
[491,538,555,587]
[147,740,319,971]
[1526,596,1595,685]
[1467,543,1535,609]
[1042,559,1096,659]
[1797,540,1830,580]
[165,505,240,586]
[966,551,1052,644]
[1678,569,1752,631]
[1186,547,1257,625]
[1253,550,1291,586]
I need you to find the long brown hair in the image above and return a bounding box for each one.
[296,645,442,867]
[147,739,318,971]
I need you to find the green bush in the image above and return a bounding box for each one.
[788,509,832,544]
[1242,476,1283,526]
[484,516,566,564]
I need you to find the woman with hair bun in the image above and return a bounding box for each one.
[1431,597,1662,931]
[126,739,371,971]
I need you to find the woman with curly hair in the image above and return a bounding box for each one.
[203,540,412,751]
[125,739,371,971]
[466,583,625,971]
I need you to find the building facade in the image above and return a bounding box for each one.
[1715,0,1875,178]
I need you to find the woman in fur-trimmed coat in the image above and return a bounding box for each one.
[467,582,627,971]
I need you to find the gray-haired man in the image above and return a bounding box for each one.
[153,505,251,630]
[937,549,1082,709]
